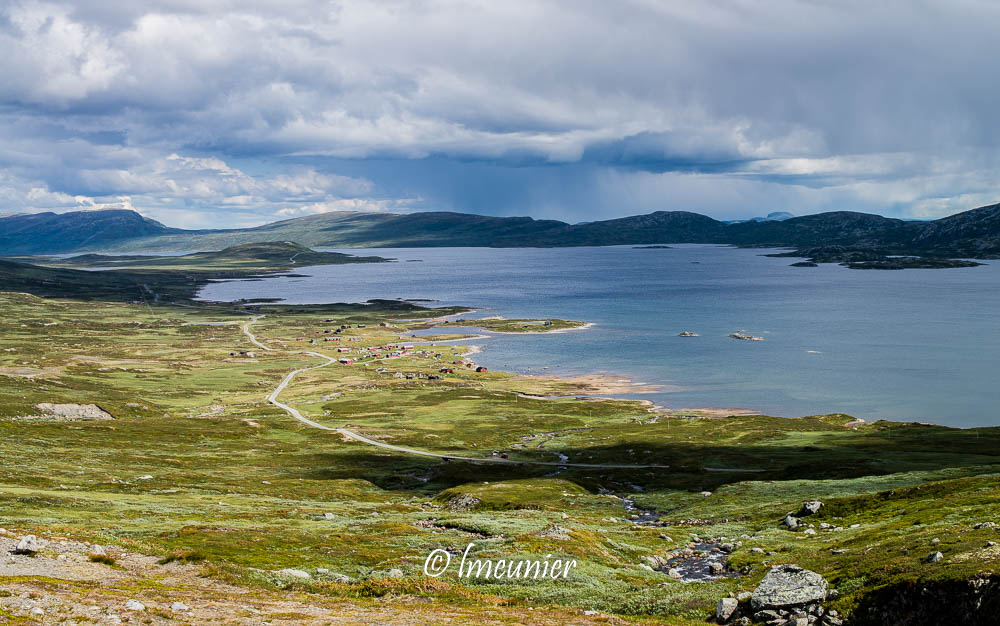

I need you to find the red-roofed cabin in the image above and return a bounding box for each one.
[476,366,488,372]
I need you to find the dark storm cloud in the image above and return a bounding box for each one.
[0,0,998,226]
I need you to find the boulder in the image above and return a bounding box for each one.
[708,561,725,575]
[925,551,944,563]
[170,602,189,612]
[387,568,404,578]
[445,494,483,512]
[35,403,113,420]
[12,535,39,555]
[800,501,823,516]
[753,609,782,622]
[125,599,146,612]
[643,555,668,568]
[783,514,800,530]
[277,568,311,579]
[538,525,572,540]
[750,564,829,611]
[716,597,738,622]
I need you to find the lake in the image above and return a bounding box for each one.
[198,245,1000,427]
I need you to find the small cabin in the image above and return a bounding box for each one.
[476,366,488,372]
[440,368,454,374]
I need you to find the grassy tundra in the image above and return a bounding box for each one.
[0,283,999,623]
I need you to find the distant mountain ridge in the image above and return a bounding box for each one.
[2,203,1000,264]
[0,209,177,255]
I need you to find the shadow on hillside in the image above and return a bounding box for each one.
[299,432,1000,496]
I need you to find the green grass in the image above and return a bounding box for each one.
[0,291,998,623]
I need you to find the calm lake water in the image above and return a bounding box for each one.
[198,245,1000,427]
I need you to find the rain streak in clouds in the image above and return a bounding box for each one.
[1,0,999,227]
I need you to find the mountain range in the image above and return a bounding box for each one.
[2,203,1000,265]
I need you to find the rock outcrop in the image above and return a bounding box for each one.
[34,403,114,420]
[799,501,823,516]
[751,565,829,611]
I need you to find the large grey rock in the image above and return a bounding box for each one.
[925,551,944,563]
[445,494,483,512]
[12,535,39,554]
[783,514,800,530]
[276,568,311,579]
[35,403,113,420]
[800,501,823,516]
[716,597,738,622]
[751,564,829,610]
[125,599,146,612]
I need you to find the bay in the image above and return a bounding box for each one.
[198,244,1000,427]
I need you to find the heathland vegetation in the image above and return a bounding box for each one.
[1,252,999,622]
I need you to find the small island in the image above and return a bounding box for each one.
[446,317,588,333]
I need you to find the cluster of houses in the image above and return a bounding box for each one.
[337,342,419,365]
[264,320,492,377]
[442,359,487,373]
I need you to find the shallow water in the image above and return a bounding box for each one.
[198,245,1000,427]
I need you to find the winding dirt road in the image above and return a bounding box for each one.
[245,318,759,471]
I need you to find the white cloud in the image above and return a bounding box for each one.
[0,0,999,224]
[275,197,417,217]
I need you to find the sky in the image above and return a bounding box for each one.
[1,0,999,228]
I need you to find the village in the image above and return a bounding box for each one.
[231,318,489,377]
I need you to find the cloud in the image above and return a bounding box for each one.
[0,0,999,226]
[275,197,417,217]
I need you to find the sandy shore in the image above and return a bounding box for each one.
[514,373,670,395]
